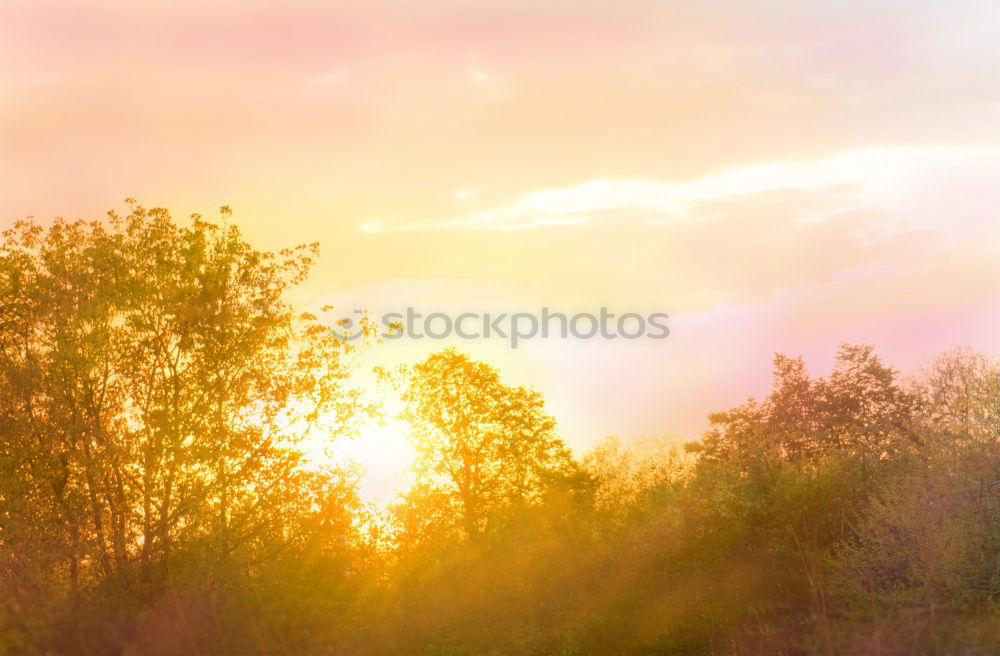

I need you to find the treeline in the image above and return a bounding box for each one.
[1,205,998,654]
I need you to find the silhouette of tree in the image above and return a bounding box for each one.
[0,202,364,644]
[396,348,578,541]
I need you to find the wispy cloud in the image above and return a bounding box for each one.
[359,147,1000,235]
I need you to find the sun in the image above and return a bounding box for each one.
[297,413,416,508]
[340,416,416,508]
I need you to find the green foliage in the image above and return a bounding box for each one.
[395,348,583,545]
[1,206,998,654]
[0,202,370,653]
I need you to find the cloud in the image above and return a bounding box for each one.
[359,146,1000,235]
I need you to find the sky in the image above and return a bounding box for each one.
[2,0,999,480]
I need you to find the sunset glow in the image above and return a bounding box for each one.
[3,1,998,459]
[2,2,1000,651]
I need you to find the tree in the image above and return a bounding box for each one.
[583,435,685,519]
[915,346,1000,449]
[396,348,578,541]
[0,201,365,649]
[696,344,919,474]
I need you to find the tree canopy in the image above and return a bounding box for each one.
[1,205,998,655]
[395,348,580,544]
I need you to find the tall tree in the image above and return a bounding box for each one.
[0,201,362,605]
[697,343,919,471]
[916,346,1000,449]
[396,348,578,541]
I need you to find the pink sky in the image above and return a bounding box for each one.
[2,0,999,451]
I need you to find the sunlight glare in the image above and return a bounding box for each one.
[342,417,416,508]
